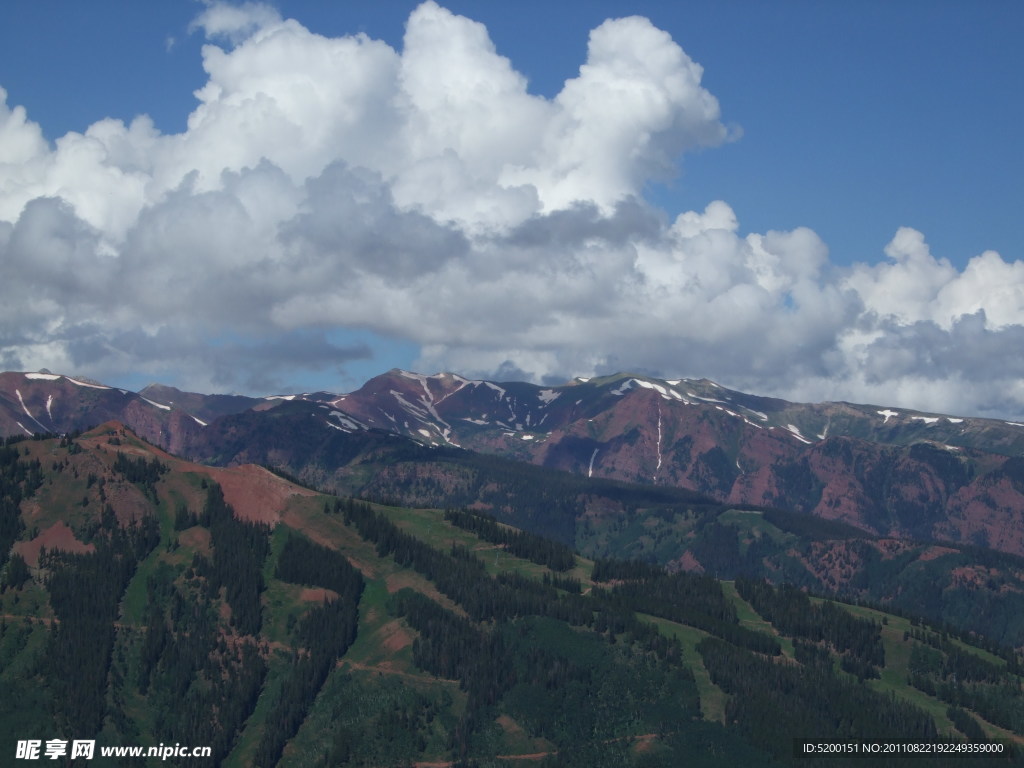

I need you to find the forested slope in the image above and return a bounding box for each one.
[1,426,1022,766]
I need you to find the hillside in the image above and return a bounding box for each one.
[318,370,1024,555]
[175,400,1024,649]
[1,426,1022,766]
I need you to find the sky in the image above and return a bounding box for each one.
[0,1,1022,419]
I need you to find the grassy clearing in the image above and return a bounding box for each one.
[344,579,402,667]
[0,578,51,621]
[280,495,384,575]
[867,617,957,735]
[281,664,465,767]
[263,520,291,581]
[262,581,310,647]
[843,602,1008,669]
[260,524,303,646]
[795,599,963,735]
[642,614,727,724]
[284,498,468,618]
[380,503,594,585]
[835,603,1024,744]
[118,480,180,627]
[27,451,96,533]
[0,616,50,679]
[496,713,555,756]
[342,576,446,682]
[721,580,795,658]
[118,552,157,627]
[384,504,542,577]
[717,509,797,553]
[222,649,294,768]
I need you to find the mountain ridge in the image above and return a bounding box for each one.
[4,368,1024,559]
[8,366,1024,443]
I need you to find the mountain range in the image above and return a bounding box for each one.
[5,367,1024,559]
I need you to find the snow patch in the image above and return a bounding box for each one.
[911,416,939,425]
[434,378,469,406]
[609,379,635,396]
[877,409,899,423]
[538,389,560,404]
[15,421,32,436]
[655,410,663,477]
[521,434,535,441]
[399,370,428,384]
[588,448,599,478]
[15,389,48,432]
[141,397,171,411]
[666,379,682,386]
[462,417,489,425]
[633,378,687,401]
[691,393,727,405]
[264,394,296,401]
[947,418,964,424]
[482,381,507,398]
[66,377,109,389]
[1006,422,1024,428]
[24,372,61,381]
[46,395,53,421]
[785,424,812,444]
[417,428,432,439]
[389,389,429,419]
[635,379,669,397]
[329,411,363,431]
[401,376,457,444]
[191,415,208,427]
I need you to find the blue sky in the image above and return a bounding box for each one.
[1,1,1022,417]
[3,1,1018,267]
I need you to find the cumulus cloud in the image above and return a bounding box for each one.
[0,2,1022,419]
[189,1,282,45]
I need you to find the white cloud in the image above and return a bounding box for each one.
[189,1,283,45]
[0,3,1022,419]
